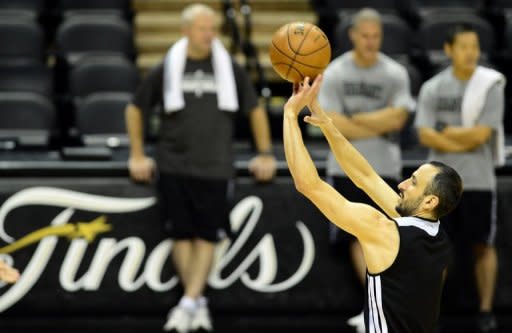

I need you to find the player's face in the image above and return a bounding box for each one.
[350,21,382,62]
[445,32,480,74]
[183,13,218,56]
[396,164,439,216]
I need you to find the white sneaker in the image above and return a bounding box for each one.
[190,305,213,332]
[347,311,365,333]
[163,306,193,333]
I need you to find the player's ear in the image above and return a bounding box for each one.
[423,195,439,213]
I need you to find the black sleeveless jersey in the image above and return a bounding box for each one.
[364,216,452,333]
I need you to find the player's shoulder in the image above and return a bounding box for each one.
[325,52,352,72]
[420,67,450,95]
[378,53,408,76]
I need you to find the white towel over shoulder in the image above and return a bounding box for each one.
[461,66,506,166]
[163,37,239,113]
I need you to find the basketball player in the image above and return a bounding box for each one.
[126,4,276,332]
[283,75,461,333]
[317,9,414,331]
[416,24,505,333]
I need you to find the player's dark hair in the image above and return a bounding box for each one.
[424,161,463,218]
[445,23,477,46]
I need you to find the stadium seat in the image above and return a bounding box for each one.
[0,64,53,98]
[56,15,134,64]
[419,12,494,66]
[69,55,138,99]
[0,92,55,147]
[333,13,412,57]
[0,19,44,64]
[75,92,131,147]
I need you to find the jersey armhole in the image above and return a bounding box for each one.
[367,218,401,277]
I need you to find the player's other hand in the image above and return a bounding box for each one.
[128,155,155,183]
[304,98,332,128]
[284,75,323,116]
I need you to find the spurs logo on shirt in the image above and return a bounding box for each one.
[182,69,217,97]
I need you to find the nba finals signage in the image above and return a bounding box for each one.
[0,182,338,314]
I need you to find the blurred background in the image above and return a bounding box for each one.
[0,0,510,332]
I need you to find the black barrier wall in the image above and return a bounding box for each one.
[0,177,510,318]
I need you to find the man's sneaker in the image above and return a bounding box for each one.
[478,312,497,333]
[163,306,193,333]
[347,311,365,333]
[190,304,213,332]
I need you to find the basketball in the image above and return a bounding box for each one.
[269,22,331,83]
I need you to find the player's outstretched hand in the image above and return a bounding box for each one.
[283,75,323,116]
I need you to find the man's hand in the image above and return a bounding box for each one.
[0,260,19,284]
[249,154,277,182]
[128,155,155,183]
[283,76,323,115]
[304,98,333,128]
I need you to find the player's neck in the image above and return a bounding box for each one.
[414,212,438,222]
[452,66,475,81]
[352,52,378,68]
[187,46,210,60]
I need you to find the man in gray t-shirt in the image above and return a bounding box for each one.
[415,24,504,333]
[317,8,414,332]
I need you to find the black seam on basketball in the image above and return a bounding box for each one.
[288,24,313,79]
[271,40,326,69]
[294,41,330,56]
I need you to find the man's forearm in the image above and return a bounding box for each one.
[418,128,474,153]
[283,108,321,191]
[351,107,409,134]
[441,126,492,149]
[125,104,146,158]
[250,106,273,153]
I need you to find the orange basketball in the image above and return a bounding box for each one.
[269,22,331,83]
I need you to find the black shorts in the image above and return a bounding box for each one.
[441,190,497,246]
[157,173,232,243]
[329,176,399,244]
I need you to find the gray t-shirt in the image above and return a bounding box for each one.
[319,52,414,178]
[415,67,504,190]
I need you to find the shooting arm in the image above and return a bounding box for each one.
[311,101,401,218]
